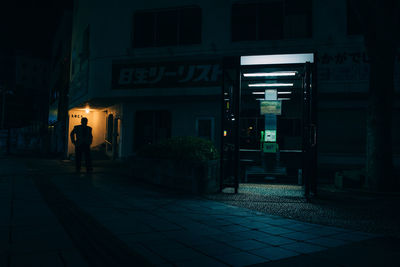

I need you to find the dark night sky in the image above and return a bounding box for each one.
[0,0,72,57]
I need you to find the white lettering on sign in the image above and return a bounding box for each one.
[117,64,221,86]
[133,68,149,84]
[148,67,165,84]
[119,68,134,85]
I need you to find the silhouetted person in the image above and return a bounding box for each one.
[70,117,93,173]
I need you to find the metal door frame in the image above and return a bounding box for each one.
[220,53,317,198]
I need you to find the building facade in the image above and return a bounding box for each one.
[68,0,400,180]
[48,11,73,155]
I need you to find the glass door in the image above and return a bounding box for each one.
[240,65,305,185]
[220,54,317,198]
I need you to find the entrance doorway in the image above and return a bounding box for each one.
[221,54,317,198]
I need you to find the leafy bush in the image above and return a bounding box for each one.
[137,136,219,161]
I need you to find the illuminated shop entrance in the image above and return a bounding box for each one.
[221,54,317,198]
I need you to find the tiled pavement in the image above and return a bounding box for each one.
[0,158,386,266]
[48,170,377,267]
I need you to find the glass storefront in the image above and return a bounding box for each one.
[221,54,317,197]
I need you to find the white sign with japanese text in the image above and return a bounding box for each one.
[112,60,222,89]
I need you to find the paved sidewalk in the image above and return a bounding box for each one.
[0,159,86,266]
[33,159,380,266]
[2,158,398,266]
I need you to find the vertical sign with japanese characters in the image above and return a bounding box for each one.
[112,60,222,89]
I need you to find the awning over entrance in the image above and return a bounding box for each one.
[240,53,314,66]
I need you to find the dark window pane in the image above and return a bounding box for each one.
[285,0,311,15]
[284,0,312,38]
[134,12,155,47]
[134,111,154,149]
[180,7,202,45]
[258,2,284,40]
[347,0,362,35]
[198,119,212,140]
[232,3,257,41]
[155,111,171,142]
[134,110,171,150]
[156,10,178,46]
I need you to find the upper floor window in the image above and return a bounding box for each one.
[232,0,312,42]
[133,6,202,48]
[347,0,363,35]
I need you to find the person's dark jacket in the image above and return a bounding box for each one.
[70,125,93,146]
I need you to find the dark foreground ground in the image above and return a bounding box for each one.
[0,156,399,266]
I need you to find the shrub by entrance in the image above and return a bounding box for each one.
[131,137,220,194]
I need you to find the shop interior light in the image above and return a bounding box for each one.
[85,108,90,114]
[253,91,292,95]
[249,83,293,87]
[256,98,291,101]
[243,71,297,77]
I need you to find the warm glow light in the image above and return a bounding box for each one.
[249,83,293,87]
[243,71,297,77]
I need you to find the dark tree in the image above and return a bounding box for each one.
[350,0,400,191]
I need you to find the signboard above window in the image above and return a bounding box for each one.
[260,100,282,115]
[112,60,222,89]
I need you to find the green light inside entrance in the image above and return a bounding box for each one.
[264,130,276,142]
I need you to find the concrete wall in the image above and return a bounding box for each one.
[120,98,220,157]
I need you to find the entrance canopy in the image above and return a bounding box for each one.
[240,53,314,66]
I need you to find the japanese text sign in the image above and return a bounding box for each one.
[260,100,282,115]
[112,60,222,89]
